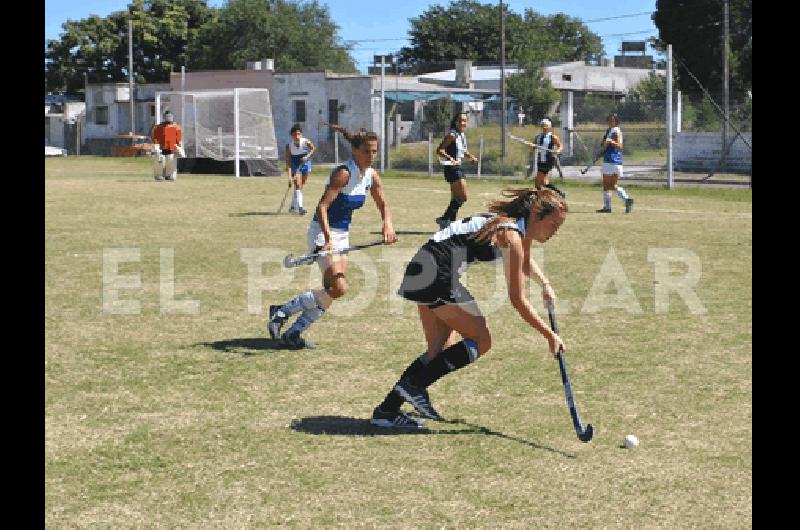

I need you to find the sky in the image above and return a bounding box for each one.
[45,0,662,73]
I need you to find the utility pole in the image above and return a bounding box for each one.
[500,0,507,159]
[722,0,730,171]
[128,19,135,134]
[380,54,386,173]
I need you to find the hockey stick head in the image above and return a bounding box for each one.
[577,424,594,442]
[283,254,297,268]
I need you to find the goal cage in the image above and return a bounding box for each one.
[155,88,279,177]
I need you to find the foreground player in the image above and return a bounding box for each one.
[267,126,396,349]
[370,188,567,428]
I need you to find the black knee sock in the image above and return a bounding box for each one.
[441,198,464,221]
[378,354,428,412]
[409,339,480,389]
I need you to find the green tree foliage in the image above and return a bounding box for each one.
[45,0,213,93]
[505,58,559,121]
[652,0,752,97]
[189,0,355,72]
[395,1,602,74]
[45,0,355,94]
[421,97,456,137]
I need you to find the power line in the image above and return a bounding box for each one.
[583,11,653,23]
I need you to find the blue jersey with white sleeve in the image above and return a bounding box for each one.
[312,159,373,231]
[603,126,623,164]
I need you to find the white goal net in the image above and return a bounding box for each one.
[155,88,278,177]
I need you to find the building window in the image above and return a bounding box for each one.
[562,74,572,82]
[293,100,306,123]
[150,105,155,117]
[96,106,109,125]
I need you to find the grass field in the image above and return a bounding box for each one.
[46,156,752,527]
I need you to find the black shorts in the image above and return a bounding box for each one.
[397,250,475,308]
[444,165,465,183]
[535,162,553,174]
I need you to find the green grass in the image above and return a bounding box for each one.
[46,156,752,527]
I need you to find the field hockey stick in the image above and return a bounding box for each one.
[507,134,560,153]
[580,151,603,175]
[283,239,387,268]
[276,179,291,214]
[554,154,564,179]
[546,301,594,443]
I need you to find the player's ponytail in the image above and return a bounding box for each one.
[329,123,378,149]
[472,188,567,242]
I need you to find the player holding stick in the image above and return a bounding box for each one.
[596,113,634,214]
[267,125,397,349]
[284,124,316,215]
[528,118,565,198]
[434,113,479,230]
[370,188,568,428]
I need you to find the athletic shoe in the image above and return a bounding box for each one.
[434,216,450,230]
[394,378,442,420]
[625,198,634,214]
[369,407,425,429]
[596,207,612,213]
[281,330,317,350]
[298,207,307,215]
[267,305,287,339]
[288,206,297,214]
[154,176,165,181]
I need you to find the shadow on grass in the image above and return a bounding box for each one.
[229,211,291,217]
[290,415,575,457]
[368,230,434,236]
[193,337,289,355]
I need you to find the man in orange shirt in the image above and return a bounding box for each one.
[151,110,183,181]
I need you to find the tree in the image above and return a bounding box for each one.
[652,0,751,99]
[45,0,214,93]
[395,1,602,74]
[505,53,559,122]
[189,0,355,72]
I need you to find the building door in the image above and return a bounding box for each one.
[328,100,339,141]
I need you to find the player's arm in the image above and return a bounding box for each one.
[605,130,622,150]
[369,171,397,244]
[497,229,563,357]
[522,244,556,302]
[304,139,316,159]
[552,134,562,155]
[437,133,457,164]
[315,169,349,250]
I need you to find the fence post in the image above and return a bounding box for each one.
[477,135,484,177]
[334,133,339,165]
[428,132,433,177]
[666,44,674,189]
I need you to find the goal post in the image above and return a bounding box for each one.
[155,88,279,177]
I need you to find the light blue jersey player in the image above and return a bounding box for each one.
[284,124,316,214]
[268,127,397,350]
